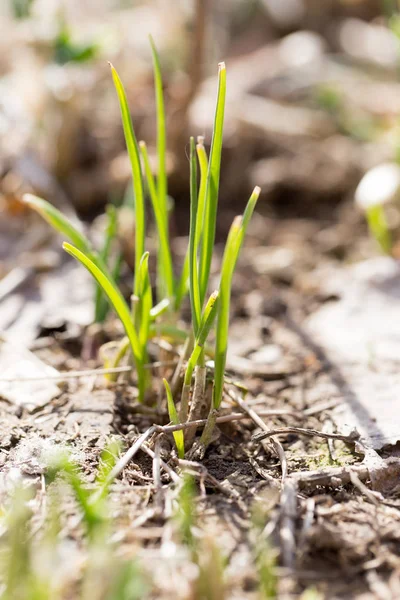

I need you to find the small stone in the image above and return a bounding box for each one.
[355,162,400,211]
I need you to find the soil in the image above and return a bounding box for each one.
[1,199,399,600]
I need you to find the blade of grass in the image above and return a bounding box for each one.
[195,136,209,251]
[212,218,241,411]
[22,193,115,324]
[62,242,146,401]
[110,64,145,295]
[189,136,201,336]
[140,141,174,299]
[213,186,260,409]
[22,193,92,254]
[199,62,226,306]
[175,137,209,313]
[163,378,185,458]
[95,204,118,323]
[136,252,152,350]
[149,35,167,223]
[175,251,189,311]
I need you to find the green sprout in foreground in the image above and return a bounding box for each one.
[22,38,260,452]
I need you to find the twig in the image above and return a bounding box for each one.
[103,426,156,487]
[0,361,177,382]
[349,470,382,506]
[252,426,360,445]
[176,458,242,504]
[227,388,287,481]
[152,438,164,513]
[154,409,293,435]
[141,444,180,484]
[280,478,297,569]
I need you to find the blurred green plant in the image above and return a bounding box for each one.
[10,0,34,19]
[54,22,99,65]
[173,474,227,599]
[0,442,148,599]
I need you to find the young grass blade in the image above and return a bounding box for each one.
[110,64,145,295]
[213,186,260,409]
[149,35,167,222]
[175,137,209,312]
[163,378,184,458]
[213,217,242,410]
[136,252,152,349]
[22,193,92,254]
[62,243,146,401]
[175,250,189,311]
[140,141,174,300]
[189,136,201,335]
[199,62,226,305]
[186,290,219,379]
[95,204,118,323]
[234,186,261,265]
[195,136,209,250]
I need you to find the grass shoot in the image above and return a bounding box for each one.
[23,37,260,454]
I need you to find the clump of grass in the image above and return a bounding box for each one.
[22,37,260,452]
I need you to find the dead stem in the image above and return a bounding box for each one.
[101,426,156,488]
[185,365,208,444]
[171,335,192,396]
[155,409,295,435]
[179,384,191,422]
[280,478,298,569]
[141,444,180,484]
[252,426,360,445]
[152,438,164,514]
[0,361,177,382]
[176,458,243,505]
[227,388,288,481]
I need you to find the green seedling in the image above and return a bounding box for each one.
[23,39,260,434]
[63,242,147,401]
[22,194,120,324]
[213,186,260,410]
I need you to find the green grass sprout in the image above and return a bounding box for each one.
[110,63,145,297]
[149,36,167,227]
[199,62,226,307]
[189,136,201,335]
[140,140,174,300]
[63,242,147,402]
[22,193,93,255]
[213,186,260,410]
[95,204,120,323]
[23,43,260,426]
[163,378,185,458]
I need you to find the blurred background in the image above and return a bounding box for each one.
[2,0,400,342]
